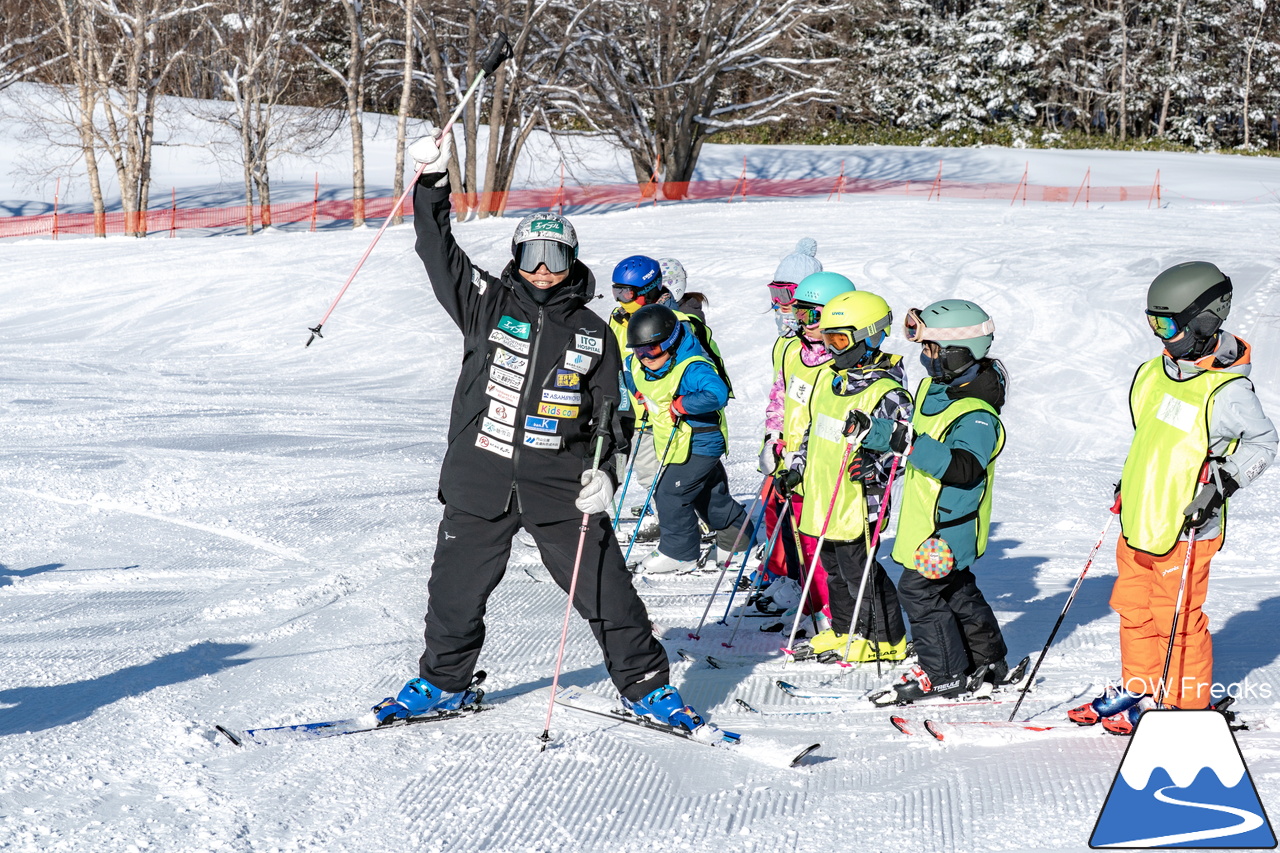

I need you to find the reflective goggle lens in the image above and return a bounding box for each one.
[903,308,925,342]
[1146,313,1181,340]
[768,283,797,306]
[822,330,853,353]
[612,285,638,303]
[632,343,664,358]
[793,304,821,326]
[516,240,573,274]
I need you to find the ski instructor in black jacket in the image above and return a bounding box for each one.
[372,130,714,735]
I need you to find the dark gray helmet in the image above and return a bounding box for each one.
[1146,262,1232,359]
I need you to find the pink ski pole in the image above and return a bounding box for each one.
[305,32,512,347]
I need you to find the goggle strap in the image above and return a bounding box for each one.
[908,317,995,343]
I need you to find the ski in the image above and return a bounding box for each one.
[553,685,820,768]
[216,672,487,747]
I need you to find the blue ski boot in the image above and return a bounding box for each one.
[1067,686,1145,726]
[372,677,479,724]
[623,684,708,734]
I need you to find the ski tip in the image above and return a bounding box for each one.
[790,743,821,767]
[734,698,757,713]
[775,679,798,691]
[214,725,244,747]
[889,715,912,735]
[923,720,947,741]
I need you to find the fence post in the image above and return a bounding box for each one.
[827,159,846,202]
[1072,167,1091,208]
[310,173,319,232]
[554,160,565,215]
[1148,169,1162,209]
[637,152,661,207]
[927,159,944,201]
[52,177,60,241]
[728,155,748,202]
[170,187,177,237]
[1011,162,1028,207]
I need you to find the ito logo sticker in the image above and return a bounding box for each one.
[498,315,531,340]
[575,334,603,355]
[1090,710,1275,848]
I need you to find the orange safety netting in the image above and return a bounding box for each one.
[0,174,1162,240]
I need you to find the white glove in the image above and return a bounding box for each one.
[575,469,614,515]
[408,129,454,187]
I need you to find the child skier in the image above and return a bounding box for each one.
[1069,261,1276,734]
[372,131,712,736]
[755,271,856,633]
[622,304,750,574]
[781,291,912,663]
[864,299,1015,704]
[659,257,709,321]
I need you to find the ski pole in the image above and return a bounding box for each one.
[622,422,681,568]
[722,497,794,648]
[688,476,772,640]
[1157,525,1192,701]
[305,32,513,347]
[784,438,859,658]
[1008,511,1116,721]
[540,397,615,748]
[611,416,647,528]
[717,522,765,625]
[841,447,905,666]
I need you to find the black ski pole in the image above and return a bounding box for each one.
[305,32,513,347]
[1008,512,1116,721]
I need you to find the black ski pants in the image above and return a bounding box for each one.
[897,565,1007,682]
[820,539,905,644]
[420,503,670,702]
[653,453,748,561]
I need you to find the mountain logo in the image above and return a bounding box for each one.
[1090,710,1275,848]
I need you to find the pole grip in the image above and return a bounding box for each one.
[481,31,514,76]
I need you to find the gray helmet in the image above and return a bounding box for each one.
[1146,262,1232,358]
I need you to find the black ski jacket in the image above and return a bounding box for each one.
[413,183,626,523]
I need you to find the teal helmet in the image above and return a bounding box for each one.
[793,271,856,307]
[905,299,995,359]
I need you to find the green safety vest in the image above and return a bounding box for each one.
[628,353,729,465]
[891,378,1005,567]
[779,341,830,496]
[799,373,902,540]
[1120,357,1242,556]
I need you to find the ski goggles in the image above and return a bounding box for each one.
[768,282,798,306]
[821,314,892,353]
[902,307,995,343]
[612,281,660,304]
[1145,278,1232,340]
[516,240,574,274]
[629,325,681,359]
[792,302,822,327]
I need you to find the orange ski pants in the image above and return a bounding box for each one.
[1111,534,1222,709]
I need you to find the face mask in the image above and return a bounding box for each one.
[921,346,977,383]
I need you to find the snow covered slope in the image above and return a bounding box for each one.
[2,148,1280,852]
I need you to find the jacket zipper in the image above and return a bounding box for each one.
[508,305,545,513]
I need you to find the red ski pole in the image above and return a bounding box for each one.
[305,32,513,347]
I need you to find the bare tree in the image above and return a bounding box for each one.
[545,0,835,197]
[203,0,296,234]
[0,1,62,91]
[295,0,388,227]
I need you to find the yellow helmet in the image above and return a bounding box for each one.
[819,290,893,341]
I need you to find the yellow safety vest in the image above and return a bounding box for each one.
[799,373,903,540]
[779,340,830,494]
[628,353,729,465]
[1120,357,1242,556]
[891,378,1005,567]
[772,335,796,377]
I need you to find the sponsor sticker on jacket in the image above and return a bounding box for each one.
[523,433,562,450]
[498,315,531,340]
[474,433,513,458]
[524,415,558,434]
[488,398,517,426]
[488,328,530,355]
[541,389,582,405]
[537,402,580,419]
[555,370,581,389]
[490,365,524,391]
[494,348,528,375]
[481,417,514,443]
[563,351,593,374]
[486,381,521,407]
[575,333,604,355]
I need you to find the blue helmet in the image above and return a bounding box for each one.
[612,255,663,298]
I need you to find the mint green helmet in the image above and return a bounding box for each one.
[793,271,856,307]
[906,299,995,358]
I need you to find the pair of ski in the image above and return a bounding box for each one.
[214,675,820,768]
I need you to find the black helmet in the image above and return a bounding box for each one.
[627,304,681,354]
[1146,261,1232,360]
